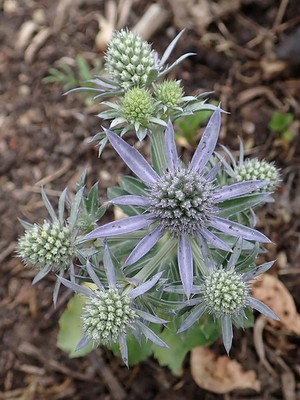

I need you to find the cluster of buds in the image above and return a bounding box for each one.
[17,29,282,366]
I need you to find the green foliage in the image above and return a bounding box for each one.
[152,318,221,374]
[58,293,221,372]
[43,55,103,93]
[57,292,94,358]
[268,110,294,142]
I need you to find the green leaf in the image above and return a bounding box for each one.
[217,193,267,218]
[76,55,92,81]
[57,293,94,358]
[120,176,148,196]
[152,318,221,374]
[268,110,294,133]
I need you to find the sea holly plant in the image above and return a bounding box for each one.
[18,29,281,372]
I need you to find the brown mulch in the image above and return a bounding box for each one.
[1,0,300,399]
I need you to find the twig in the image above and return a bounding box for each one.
[272,0,290,32]
[132,4,171,41]
[253,315,277,378]
[0,242,17,264]
[35,159,72,186]
[92,349,127,400]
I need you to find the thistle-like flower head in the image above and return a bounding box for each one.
[98,88,166,141]
[155,80,184,109]
[18,220,73,272]
[59,244,168,366]
[122,87,155,125]
[84,108,271,297]
[148,167,215,236]
[82,288,137,345]
[218,141,281,192]
[177,238,280,353]
[105,29,158,90]
[235,158,280,192]
[17,187,84,303]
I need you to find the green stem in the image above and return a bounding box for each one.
[150,126,167,174]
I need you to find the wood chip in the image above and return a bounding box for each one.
[132,4,171,41]
[24,28,52,64]
[16,21,38,51]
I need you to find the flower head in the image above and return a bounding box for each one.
[82,288,137,345]
[59,244,168,366]
[84,108,270,297]
[18,220,73,271]
[202,268,248,318]
[235,159,280,192]
[218,141,281,192]
[17,187,84,304]
[122,87,155,124]
[98,88,166,141]
[177,239,280,353]
[105,29,158,90]
[148,167,215,236]
[155,80,184,109]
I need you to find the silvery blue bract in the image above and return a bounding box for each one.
[84,109,270,297]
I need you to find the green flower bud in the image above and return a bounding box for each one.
[155,80,184,108]
[235,159,280,191]
[203,269,248,317]
[122,87,155,125]
[105,29,158,90]
[82,289,137,345]
[17,220,73,271]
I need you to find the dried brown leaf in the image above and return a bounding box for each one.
[252,274,300,334]
[191,347,261,394]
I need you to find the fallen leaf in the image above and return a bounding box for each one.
[191,347,260,394]
[252,274,300,334]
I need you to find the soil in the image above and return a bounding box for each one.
[1,0,300,399]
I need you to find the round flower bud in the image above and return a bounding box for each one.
[235,159,280,192]
[202,269,248,317]
[82,289,137,345]
[105,29,158,90]
[17,220,73,271]
[122,87,155,125]
[155,80,184,108]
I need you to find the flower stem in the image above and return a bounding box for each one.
[150,127,167,174]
